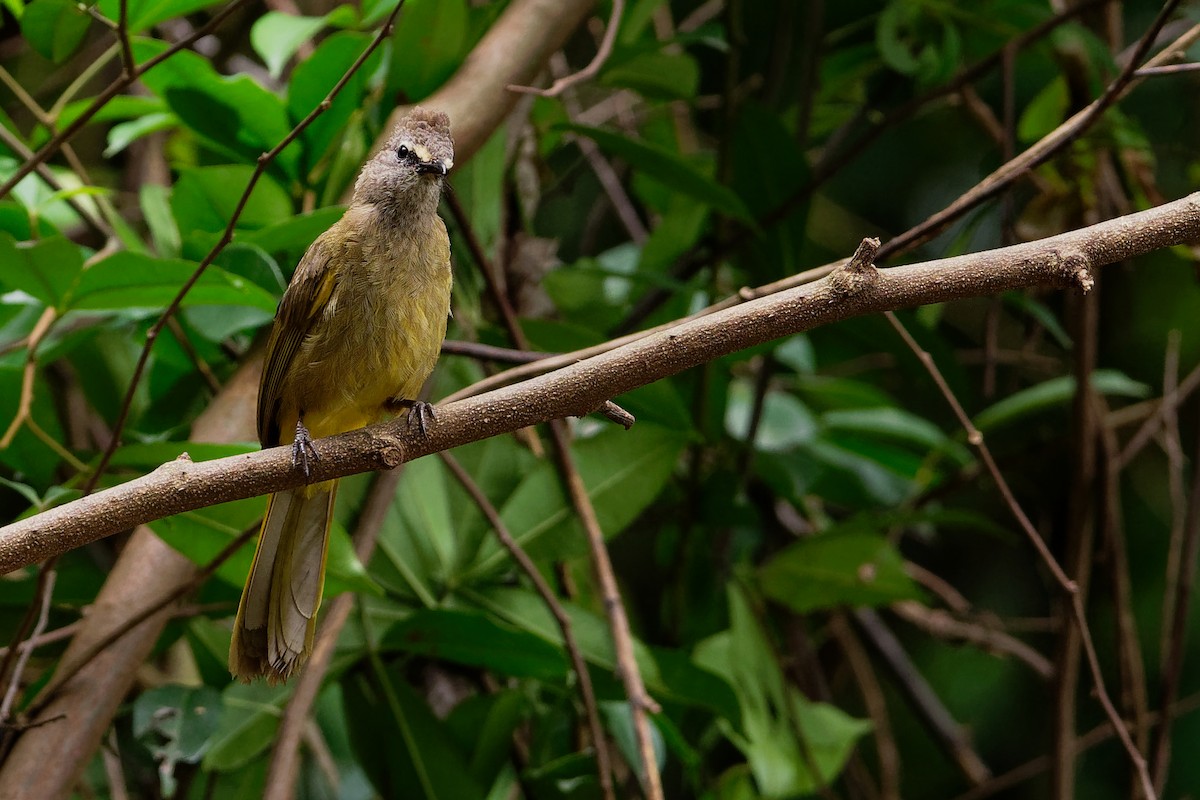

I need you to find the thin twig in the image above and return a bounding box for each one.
[0,0,251,202]
[441,339,553,364]
[546,420,663,799]
[82,0,408,497]
[0,308,57,449]
[508,0,625,97]
[1117,359,1200,467]
[116,0,136,78]
[884,311,1158,800]
[853,608,991,785]
[1134,61,1200,75]
[1148,409,1200,792]
[1157,332,1188,666]
[0,570,55,724]
[440,452,615,800]
[890,601,1054,680]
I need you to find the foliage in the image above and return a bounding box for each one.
[1,0,1199,798]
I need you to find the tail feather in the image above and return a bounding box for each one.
[230,481,337,683]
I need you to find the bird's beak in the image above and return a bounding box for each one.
[416,159,450,177]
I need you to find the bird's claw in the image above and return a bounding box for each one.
[406,401,437,436]
[291,420,319,478]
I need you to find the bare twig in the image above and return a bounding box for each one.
[1134,61,1200,75]
[116,0,136,77]
[0,308,57,449]
[546,420,662,799]
[0,571,55,723]
[1157,332,1188,665]
[82,0,408,497]
[440,452,615,800]
[441,339,553,364]
[1117,359,1200,467]
[854,608,991,785]
[508,0,624,97]
[890,601,1054,680]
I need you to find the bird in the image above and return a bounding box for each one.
[229,107,455,683]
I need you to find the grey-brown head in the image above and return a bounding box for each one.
[352,107,454,217]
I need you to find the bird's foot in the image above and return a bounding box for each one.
[291,420,319,478]
[387,398,437,436]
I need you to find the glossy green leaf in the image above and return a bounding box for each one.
[21,0,90,63]
[345,659,486,800]
[563,124,753,221]
[243,205,345,258]
[974,370,1151,432]
[0,233,83,309]
[287,32,382,171]
[97,0,225,34]
[250,12,328,78]
[602,51,699,100]
[132,40,297,178]
[695,586,870,795]
[170,166,292,240]
[70,252,278,313]
[465,423,688,579]
[759,531,923,613]
[104,111,176,158]
[388,0,468,99]
[381,609,569,679]
[133,685,222,796]
[204,683,290,771]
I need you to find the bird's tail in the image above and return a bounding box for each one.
[229,480,337,683]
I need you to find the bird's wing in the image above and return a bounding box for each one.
[257,233,342,447]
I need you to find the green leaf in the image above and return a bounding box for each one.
[601,51,699,100]
[388,0,468,99]
[132,40,297,178]
[140,184,181,259]
[695,586,870,795]
[563,124,753,222]
[133,685,222,797]
[250,12,328,78]
[822,407,971,465]
[1018,76,1069,144]
[287,32,382,173]
[22,0,90,63]
[465,424,687,579]
[171,165,292,241]
[70,252,278,313]
[974,370,1151,432]
[726,380,818,452]
[97,0,225,33]
[381,609,568,680]
[243,205,345,258]
[759,531,923,613]
[345,659,487,800]
[204,683,290,771]
[104,111,176,158]
[0,233,83,309]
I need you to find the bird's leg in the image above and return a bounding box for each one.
[386,397,437,436]
[292,419,319,478]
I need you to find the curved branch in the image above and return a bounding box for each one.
[3,192,1198,573]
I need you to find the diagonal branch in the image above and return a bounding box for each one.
[3,191,1198,574]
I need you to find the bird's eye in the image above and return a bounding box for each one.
[397,144,410,159]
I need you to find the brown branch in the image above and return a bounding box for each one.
[0,570,55,724]
[546,420,662,799]
[440,452,616,800]
[264,468,403,800]
[890,601,1054,680]
[116,0,136,78]
[4,192,1200,571]
[508,0,624,97]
